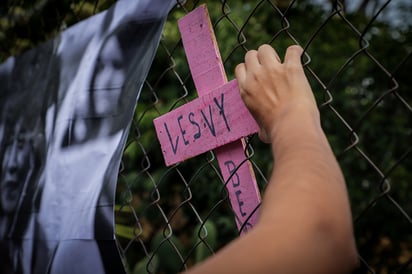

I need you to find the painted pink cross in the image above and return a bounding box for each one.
[154,4,261,234]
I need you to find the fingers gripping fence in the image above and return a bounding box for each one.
[1,0,411,273]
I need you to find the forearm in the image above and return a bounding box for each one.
[185,113,358,274]
[257,110,358,272]
[261,110,349,221]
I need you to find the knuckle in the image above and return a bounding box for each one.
[235,63,244,74]
[285,61,302,72]
[246,49,257,57]
[258,44,271,52]
[288,44,303,53]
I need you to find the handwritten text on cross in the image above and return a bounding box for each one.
[154,80,258,165]
[154,4,261,234]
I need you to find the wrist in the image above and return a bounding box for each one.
[267,103,321,143]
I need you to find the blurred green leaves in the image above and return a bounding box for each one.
[1,0,411,273]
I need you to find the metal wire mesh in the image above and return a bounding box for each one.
[1,0,411,273]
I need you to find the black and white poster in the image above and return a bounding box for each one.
[0,0,175,273]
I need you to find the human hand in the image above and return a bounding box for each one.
[235,44,319,143]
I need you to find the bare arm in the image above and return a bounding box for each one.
[185,45,358,274]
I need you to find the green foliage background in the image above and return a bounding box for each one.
[1,0,411,273]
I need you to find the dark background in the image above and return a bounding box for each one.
[1,0,411,273]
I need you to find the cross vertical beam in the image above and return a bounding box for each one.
[178,5,261,233]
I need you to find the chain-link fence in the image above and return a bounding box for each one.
[1,0,411,273]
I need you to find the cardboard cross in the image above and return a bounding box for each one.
[154,4,261,234]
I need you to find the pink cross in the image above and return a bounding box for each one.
[154,4,261,234]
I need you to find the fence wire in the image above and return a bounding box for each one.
[1,0,411,273]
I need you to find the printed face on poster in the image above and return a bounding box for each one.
[0,1,175,273]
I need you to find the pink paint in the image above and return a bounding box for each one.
[155,4,261,233]
[215,141,261,232]
[178,5,226,95]
[179,4,261,234]
[153,79,258,166]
